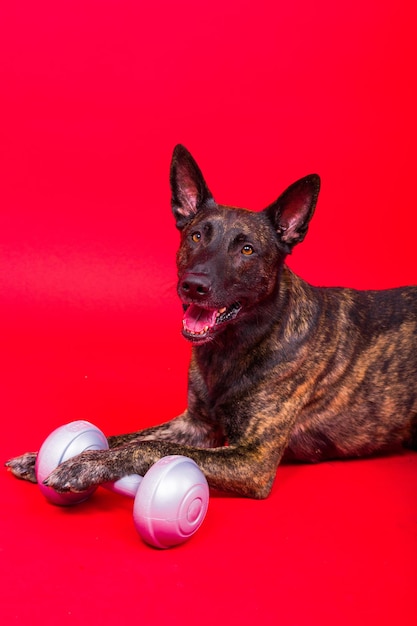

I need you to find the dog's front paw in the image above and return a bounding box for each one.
[6,452,38,483]
[43,450,111,493]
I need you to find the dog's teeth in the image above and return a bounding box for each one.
[217,307,227,316]
[203,326,209,332]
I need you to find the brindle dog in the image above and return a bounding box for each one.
[6,145,417,498]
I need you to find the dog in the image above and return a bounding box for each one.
[6,145,417,499]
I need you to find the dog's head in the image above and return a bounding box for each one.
[170,145,320,344]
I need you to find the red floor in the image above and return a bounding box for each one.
[1,1,417,624]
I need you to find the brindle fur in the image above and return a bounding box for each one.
[6,145,417,498]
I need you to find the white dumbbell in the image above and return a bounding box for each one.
[35,420,209,549]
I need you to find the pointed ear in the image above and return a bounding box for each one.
[264,174,320,252]
[170,145,215,229]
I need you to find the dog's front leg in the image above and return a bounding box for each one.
[42,406,295,499]
[5,410,221,485]
[42,440,280,499]
[42,381,306,498]
[5,451,38,483]
[107,410,225,449]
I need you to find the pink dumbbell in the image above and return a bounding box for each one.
[35,420,209,549]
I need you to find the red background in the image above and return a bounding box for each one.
[1,1,416,624]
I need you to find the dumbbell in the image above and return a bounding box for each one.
[35,420,209,549]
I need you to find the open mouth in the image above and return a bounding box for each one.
[182,302,242,342]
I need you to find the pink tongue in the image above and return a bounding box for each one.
[183,305,218,333]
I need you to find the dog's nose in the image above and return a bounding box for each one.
[180,273,211,300]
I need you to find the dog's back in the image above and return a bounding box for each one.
[275,270,417,461]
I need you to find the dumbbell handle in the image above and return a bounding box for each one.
[105,474,143,498]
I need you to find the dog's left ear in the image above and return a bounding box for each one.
[170,145,215,229]
[264,174,320,252]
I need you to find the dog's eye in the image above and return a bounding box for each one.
[241,245,254,256]
[191,232,201,243]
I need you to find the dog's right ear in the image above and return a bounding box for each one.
[170,145,215,229]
